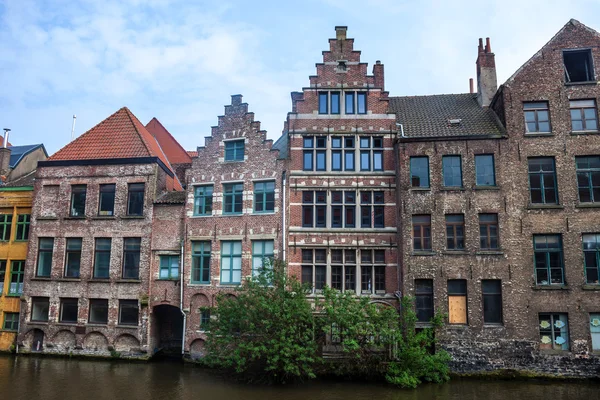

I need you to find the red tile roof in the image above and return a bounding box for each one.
[50,107,183,191]
[187,150,198,157]
[145,118,192,165]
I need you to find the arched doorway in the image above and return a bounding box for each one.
[151,305,183,357]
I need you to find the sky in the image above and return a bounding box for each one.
[1,0,600,155]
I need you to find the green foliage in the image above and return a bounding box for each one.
[204,259,319,383]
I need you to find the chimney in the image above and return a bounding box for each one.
[373,60,384,90]
[335,26,347,41]
[476,37,497,107]
[469,78,474,94]
[0,129,12,178]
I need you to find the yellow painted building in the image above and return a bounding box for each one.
[0,186,32,351]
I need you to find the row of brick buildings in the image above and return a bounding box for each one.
[3,19,600,375]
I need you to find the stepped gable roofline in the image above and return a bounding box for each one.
[146,117,192,165]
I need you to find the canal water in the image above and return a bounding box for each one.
[0,356,598,400]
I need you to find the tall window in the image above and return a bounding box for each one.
[442,155,462,187]
[70,185,86,217]
[482,280,502,324]
[93,238,111,279]
[359,136,383,171]
[221,241,242,284]
[224,139,245,161]
[331,191,355,228]
[415,279,434,323]
[563,49,594,83]
[302,191,326,228]
[344,136,355,171]
[122,238,141,279]
[193,185,213,216]
[412,215,432,251]
[528,157,558,204]
[127,183,145,216]
[583,234,600,284]
[0,261,5,294]
[445,214,465,250]
[59,298,78,323]
[15,214,30,241]
[475,154,496,186]
[448,280,467,324]
[330,92,340,114]
[64,238,82,278]
[254,181,275,213]
[410,157,429,188]
[0,214,12,241]
[345,92,355,114]
[360,249,385,294]
[357,92,367,114]
[524,101,551,133]
[119,300,139,326]
[479,214,499,250]
[360,191,384,228]
[301,249,326,292]
[330,249,356,292]
[159,255,180,280]
[200,309,211,331]
[576,156,600,203]
[8,261,24,295]
[98,184,116,216]
[332,137,342,171]
[534,234,564,285]
[318,92,328,114]
[252,240,274,277]
[590,313,600,351]
[191,241,211,284]
[539,313,569,350]
[223,183,243,214]
[36,238,53,277]
[570,99,598,132]
[89,299,109,324]
[31,297,49,322]
[3,312,19,331]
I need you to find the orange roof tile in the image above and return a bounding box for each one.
[187,150,198,157]
[145,118,192,165]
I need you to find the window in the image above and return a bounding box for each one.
[122,238,141,280]
[225,139,245,162]
[119,300,139,326]
[583,234,600,284]
[127,183,145,216]
[482,280,502,324]
[59,298,78,323]
[563,49,594,83]
[302,191,326,228]
[590,313,600,351]
[98,184,115,216]
[357,92,367,114]
[315,137,326,171]
[301,249,326,292]
[93,238,111,279]
[539,313,569,350]
[193,185,213,216]
[303,136,314,170]
[3,312,19,331]
[64,238,82,278]
[221,241,242,284]
[359,136,383,171]
[360,249,386,294]
[415,279,434,323]
[191,241,211,284]
[200,309,211,331]
[331,92,340,114]
[223,183,243,214]
[360,191,384,228]
[345,92,355,114]
[31,297,49,322]
[344,136,355,171]
[0,214,12,241]
[445,214,465,250]
[413,215,432,251]
[442,155,462,187]
[448,280,467,324]
[524,102,551,133]
[475,155,496,186]
[159,255,180,280]
[88,299,109,324]
[331,191,355,228]
[8,261,24,295]
[36,238,54,277]
[479,214,499,250]
[330,249,356,292]
[332,137,342,171]
[576,156,600,203]
[70,185,86,217]
[15,214,30,241]
[410,157,429,188]
[534,235,564,285]
[252,240,274,277]
[0,261,5,294]
[254,181,275,213]
[528,157,558,204]
[570,99,598,131]
[318,92,328,114]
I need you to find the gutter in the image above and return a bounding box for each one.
[180,223,187,356]
[282,171,287,263]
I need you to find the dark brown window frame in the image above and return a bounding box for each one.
[412,215,432,251]
[445,214,465,250]
[479,213,499,250]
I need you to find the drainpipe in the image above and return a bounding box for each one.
[282,171,287,263]
[179,223,187,356]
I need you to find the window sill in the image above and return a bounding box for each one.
[527,204,563,210]
[191,214,213,218]
[251,212,276,215]
[532,285,569,290]
[411,251,435,256]
[475,250,504,255]
[31,277,52,281]
[222,213,243,217]
[582,285,600,290]
[36,216,58,221]
[64,216,86,220]
[28,321,49,325]
[409,187,431,192]
[87,323,108,327]
[0,329,18,333]
[483,323,504,328]
[473,186,500,191]
[56,322,78,326]
[218,284,241,287]
[446,324,468,329]
[116,279,141,283]
[4,294,22,297]
[189,283,211,286]
[89,279,111,283]
[524,132,554,137]
[539,349,570,355]
[575,203,600,208]
[121,215,145,219]
[222,160,245,164]
[91,216,116,220]
[14,240,29,243]
[440,187,465,191]
[442,250,468,255]
[155,279,180,282]
[571,130,600,135]
[57,278,81,282]
[115,325,138,329]
[565,80,598,86]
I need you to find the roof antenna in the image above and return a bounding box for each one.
[70,115,77,141]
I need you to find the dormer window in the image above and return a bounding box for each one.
[564,49,595,83]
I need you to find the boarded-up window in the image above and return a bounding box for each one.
[448,280,467,324]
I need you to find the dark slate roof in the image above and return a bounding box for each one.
[155,191,186,204]
[272,133,288,159]
[388,93,505,139]
[9,144,47,168]
[3,170,36,187]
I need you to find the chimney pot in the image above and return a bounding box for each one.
[469,78,474,94]
[478,38,483,52]
[485,37,491,53]
[335,26,347,41]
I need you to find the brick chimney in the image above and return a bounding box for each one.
[335,26,347,41]
[476,37,497,107]
[0,129,11,177]
[373,60,384,90]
